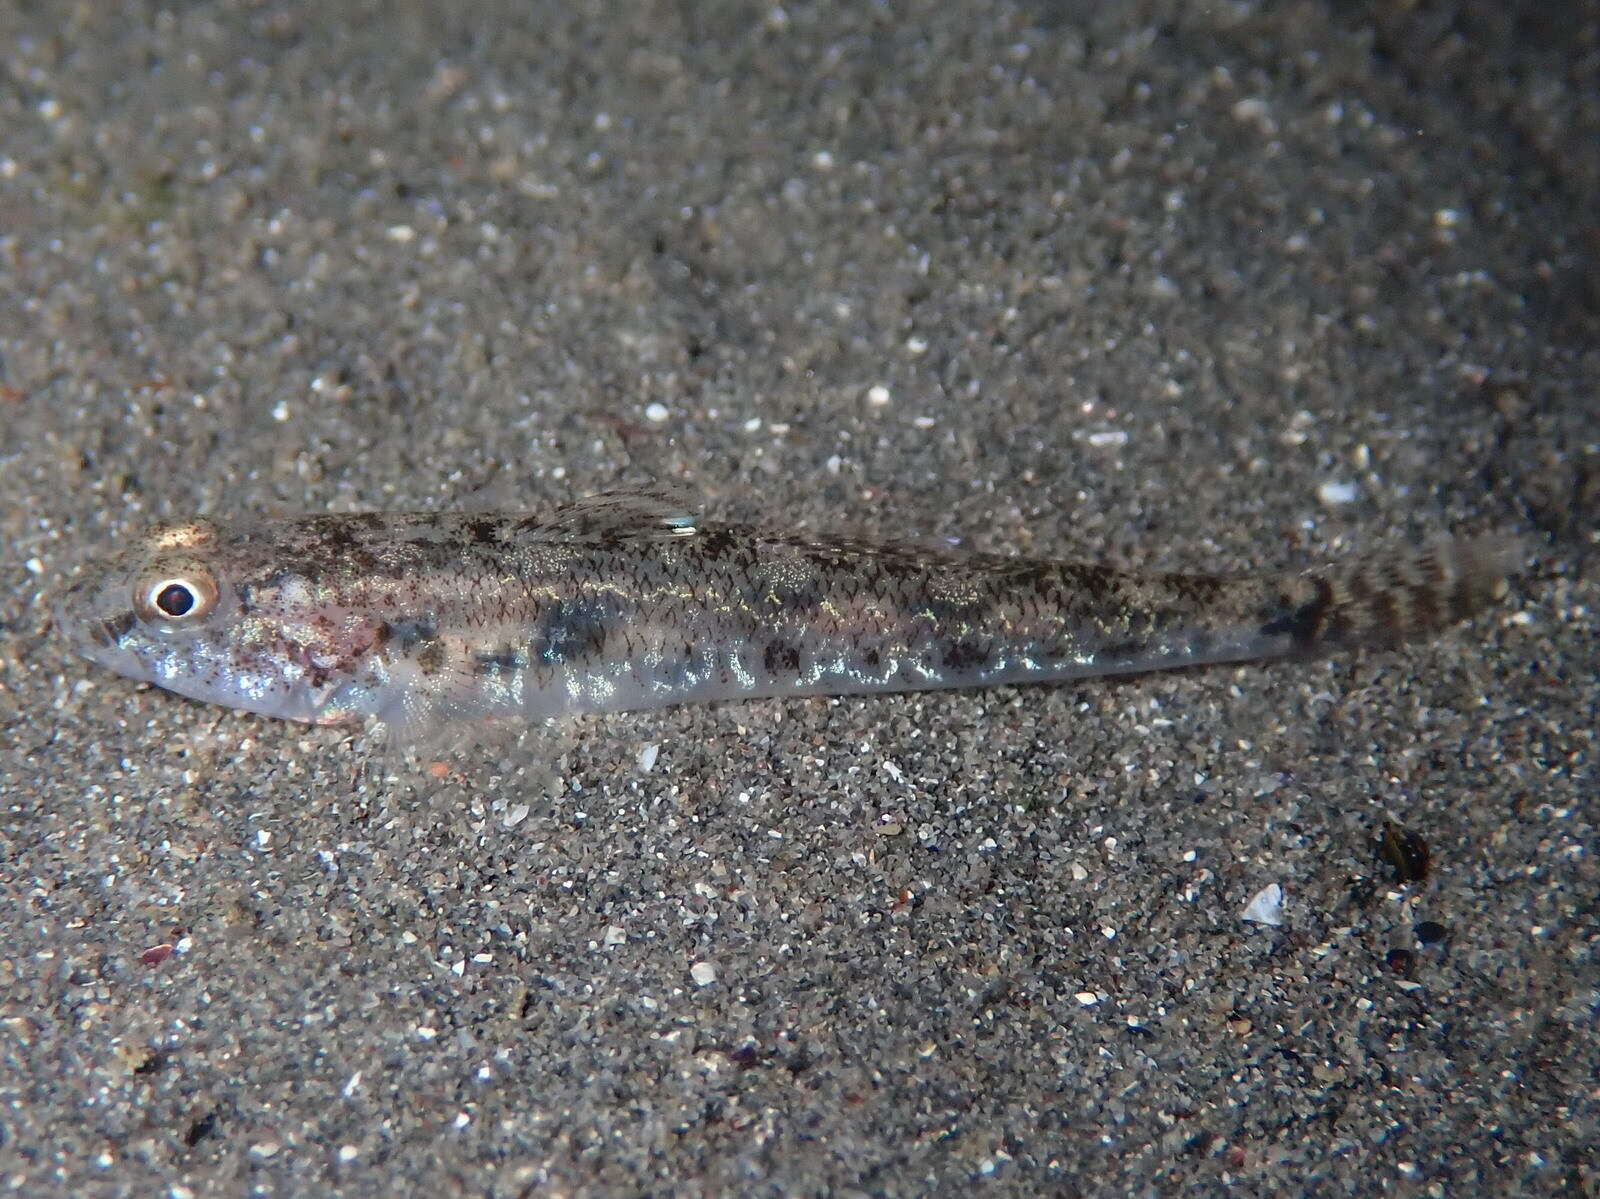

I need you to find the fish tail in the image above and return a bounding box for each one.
[1261,535,1521,652]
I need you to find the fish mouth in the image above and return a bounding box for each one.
[56,587,145,676]
[59,604,131,655]
[81,611,139,652]
[69,621,147,681]
[57,576,117,652]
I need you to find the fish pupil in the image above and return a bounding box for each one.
[156,583,195,618]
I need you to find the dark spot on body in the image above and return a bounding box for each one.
[416,640,448,676]
[1099,638,1150,661]
[941,640,991,672]
[286,514,413,576]
[763,642,801,674]
[696,527,741,559]
[386,616,439,652]
[534,599,611,664]
[1016,561,1091,598]
[1260,577,1335,647]
[298,515,379,559]
[473,646,527,676]
[862,648,881,669]
[1165,571,1231,606]
[463,516,504,546]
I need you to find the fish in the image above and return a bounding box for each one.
[60,491,1519,738]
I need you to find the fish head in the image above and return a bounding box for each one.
[61,517,385,724]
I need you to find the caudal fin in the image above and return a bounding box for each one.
[1265,536,1522,652]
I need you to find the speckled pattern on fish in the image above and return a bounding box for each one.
[61,491,1518,737]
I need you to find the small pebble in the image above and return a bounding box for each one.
[1317,479,1359,506]
[1087,429,1129,448]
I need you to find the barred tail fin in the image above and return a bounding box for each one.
[1263,536,1521,652]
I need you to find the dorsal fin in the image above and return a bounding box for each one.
[530,488,701,541]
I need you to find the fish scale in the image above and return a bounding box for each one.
[61,491,1518,738]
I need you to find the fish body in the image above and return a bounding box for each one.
[62,492,1516,735]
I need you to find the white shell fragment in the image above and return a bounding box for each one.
[1241,883,1285,926]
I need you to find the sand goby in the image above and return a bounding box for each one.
[61,492,1517,737]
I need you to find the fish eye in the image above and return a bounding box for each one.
[135,571,220,623]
